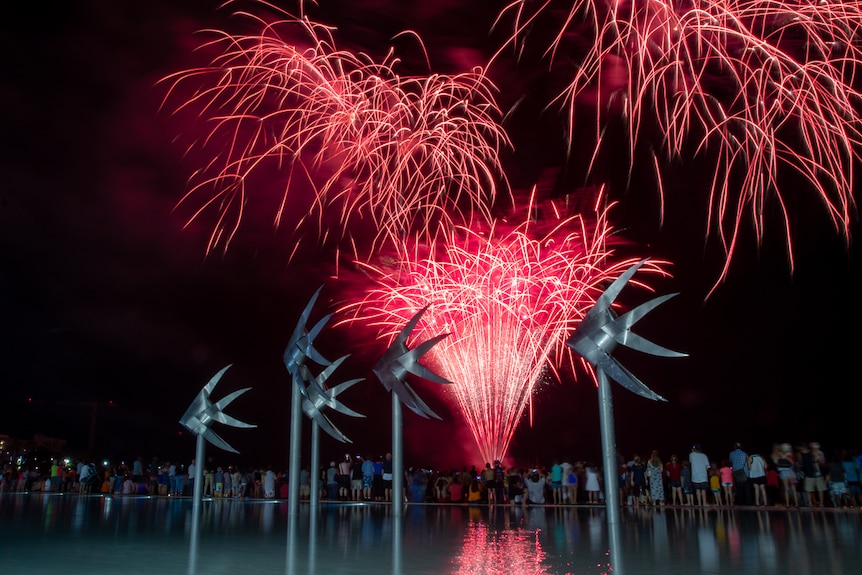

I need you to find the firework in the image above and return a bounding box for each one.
[161,3,509,257]
[339,193,668,463]
[495,0,860,289]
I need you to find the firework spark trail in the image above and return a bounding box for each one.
[160,3,509,257]
[339,196,668,463]
[495,0,861,290]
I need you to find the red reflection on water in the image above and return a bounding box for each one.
[451,520,549,574]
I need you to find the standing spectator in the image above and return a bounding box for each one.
[132,456,144,485]
[362,455,375,501]
[689,444,711,506]
[49,460,61,492]
[382,453,394,502]
[408,467,425,503]
[630,455,648,507]
[585,463,601,504]
[709,465,723,505]
[842,450,862,507]
[78,463,96,495]
[203,464,214,497]
[351,456,364,501]
[372,456,384,502]
[231,467,243,499]
[265,466,277,499]
[245,468,256,500]
[336,454,352,501]
[461,466,475,502]
[187,459,196,496]
[799,443,826,507]
[222,466,233,498]
[719,460,735,506]
[729,442,751,505]
[254,467,264,499]
[324,462,338,500]
[766,464,781,504]
[175,462,188,496]
[827,453,849,508]
[561,459,576,504]
[449,470,463,502]
[647,451,665,506]
[748,452,768,506]
[680,461,694,505]
[666,454,683,505]
[298,466,311,501]
[168,461,177,496]
[493,460,506,505]
[550,460,563,504]
[158,463,170,496]
[773,444,799,508]
[213,466,224,497]
[147,457,159,495]
[481,463,495,503]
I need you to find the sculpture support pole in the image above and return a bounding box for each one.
[597,368,621,525]
[288,380,302,516]
[310,421,320,510]
[392,393,404,515]
[188,432,205,575]
[191,433,205,521]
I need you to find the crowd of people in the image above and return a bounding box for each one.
[420,442,860,510]
[2,441,860,510]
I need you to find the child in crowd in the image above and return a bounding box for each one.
[680,461,693,506]
[709,465,723,505]
[719,460,734,505]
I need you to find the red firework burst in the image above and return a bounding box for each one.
[495,0,860,291]
[337,190,669,463]
[160,3,509,258]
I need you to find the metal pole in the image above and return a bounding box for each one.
[310,421,320,510]
[188,433,205,575]
[191,434,205,528]
[288,380,302,516]
[597,369,621,525]
[391,393,403,515]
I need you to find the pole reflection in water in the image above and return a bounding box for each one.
[607,518,624,575]
[187,515,200,575]
[286,510,298,575]
[392,513,402,575]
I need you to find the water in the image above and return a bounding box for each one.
[1,493,860,575]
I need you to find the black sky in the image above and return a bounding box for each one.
[1,0,860,472]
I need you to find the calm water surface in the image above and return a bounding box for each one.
[1,493,859,574]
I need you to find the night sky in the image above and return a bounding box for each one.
[2,1,860,472]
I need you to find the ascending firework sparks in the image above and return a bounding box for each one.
[160,2,509,258]
[495,0,860,290]
[338,190,668,463]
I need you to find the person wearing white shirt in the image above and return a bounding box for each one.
[748,453,768,506]
[689,444,711,506]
